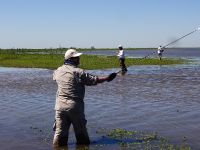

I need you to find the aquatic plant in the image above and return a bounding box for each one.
[94,128,191,150]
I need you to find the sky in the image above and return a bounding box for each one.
[0,0,200,49]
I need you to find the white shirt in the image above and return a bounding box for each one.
[117,49,125,58]
[157,46,163,54]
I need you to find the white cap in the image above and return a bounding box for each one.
[64,49,82,60]
[118,45,123,48]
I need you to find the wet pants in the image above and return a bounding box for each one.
[53,110,90,147]
[119,58,127,71]
[158,53,162,60]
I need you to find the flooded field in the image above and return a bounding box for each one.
[0,48,200,149]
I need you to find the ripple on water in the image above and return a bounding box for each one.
[1,63,200,149]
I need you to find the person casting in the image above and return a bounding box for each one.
[117,45,127,73]
[53,49,117,148]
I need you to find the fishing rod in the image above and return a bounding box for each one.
[163,27,200,48]
[116,27,200,75]
[142,27,200,59]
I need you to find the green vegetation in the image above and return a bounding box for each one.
[80,55,187,70]
[0,49,188,70]
[95,128,191,150]
[0,53,62,69]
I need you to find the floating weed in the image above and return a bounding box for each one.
[93,128,191,150]
[107,128,136,139]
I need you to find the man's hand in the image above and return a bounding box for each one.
[107,73,117,82]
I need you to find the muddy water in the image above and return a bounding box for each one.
[0,49,200,150]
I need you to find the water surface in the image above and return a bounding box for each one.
[0,48,200,149]
[84,47,200,59]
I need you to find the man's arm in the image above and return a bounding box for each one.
[97,73,117,83]
[97,76,109,83]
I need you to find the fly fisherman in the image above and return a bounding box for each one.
[157,45,164,60]
[53,49,117,148]
[117,45,127,74]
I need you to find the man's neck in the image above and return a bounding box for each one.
[64,59,77,67]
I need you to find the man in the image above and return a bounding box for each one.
[117,45,127,73]
[53,49,117,147]
[157,45,164,60]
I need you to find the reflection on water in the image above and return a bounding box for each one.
[0,49,200,149]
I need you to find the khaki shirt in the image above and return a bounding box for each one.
[53,64,98,111]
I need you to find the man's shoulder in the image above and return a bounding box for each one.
[65,65,84,73]
[56,64,85,73]
[56,65,66,70]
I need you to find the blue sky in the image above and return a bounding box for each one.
[0,0,200,48]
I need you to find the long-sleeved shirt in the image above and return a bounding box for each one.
[117,49,125,59]
[53,64,98,111]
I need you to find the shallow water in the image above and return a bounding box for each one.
[84,47,200,59]
[0,48,200,149]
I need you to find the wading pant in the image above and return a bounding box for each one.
[119,58,127,71]
[53,110,90,147]
[158,53,162,60]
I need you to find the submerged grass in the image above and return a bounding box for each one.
[95,128,191,150]
[0,49,188,70]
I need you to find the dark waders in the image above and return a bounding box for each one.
[119,58,127,72]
